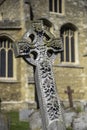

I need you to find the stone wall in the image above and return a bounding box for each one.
[29,0,87,100]
[0,0,87,110]
[0,0,35,109]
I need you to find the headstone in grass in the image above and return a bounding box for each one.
[19,109,34,121]
[29,110,42,130]
[73,113,87,130]
[0,98,10,130]
[0,113,9,130]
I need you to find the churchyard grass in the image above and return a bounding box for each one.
[6,111,29,130]
[75,105,83,114]
[66,126,73,130]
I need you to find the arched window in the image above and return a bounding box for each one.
[60,23,79,64]
[49,0,64,14]
[0,36,14,78]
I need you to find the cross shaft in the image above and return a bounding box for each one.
[14,20,66,130]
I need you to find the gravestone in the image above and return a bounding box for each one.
[73,113,87,130]
[19,109,34,121]
[65,86,74,108]
[84,103,87,112]
[0,99,9,130]
[29,110,42,130]
[64,111,76,127]
[0,113,9,130]
[14,20,66,130]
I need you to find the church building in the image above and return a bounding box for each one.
[0,0,87,110]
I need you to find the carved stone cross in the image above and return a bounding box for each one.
[14,20,66,130]
[65,86,74,108]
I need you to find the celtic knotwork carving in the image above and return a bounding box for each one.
[14,41,30,57]
[32,20,44,33]
[14,20,66,130]
[19,43,29,53]
[14,20,63,61]
[39,60,62,122]
[47,38,63,53]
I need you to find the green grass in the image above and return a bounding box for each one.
[6,111,29,130]
[75,105,83,114]
[66,126,73,130]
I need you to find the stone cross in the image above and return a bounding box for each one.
[65,86,74,108]
[14,20,66,130]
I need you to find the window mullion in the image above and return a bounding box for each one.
[49,0,63,13]
[6,40,8,78]
[2,41,4,48]
[53,0,54,12]
[57,0,59,12]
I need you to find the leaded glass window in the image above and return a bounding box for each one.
[49,0,63,13]
[60,23,78,64]
[0,37,14,78]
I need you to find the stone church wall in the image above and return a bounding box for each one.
[29,0,87,101]
[0,0,87,110]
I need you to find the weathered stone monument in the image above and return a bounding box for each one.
[14,20,66,130]
[0,99,9,130]
[65,86,74,108]
[0,114,9,130]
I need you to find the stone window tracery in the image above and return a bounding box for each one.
[60,23,79,65]
[49,0,63,14]
[0,36,14,79]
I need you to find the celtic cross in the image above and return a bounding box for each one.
[14,20,66,130]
